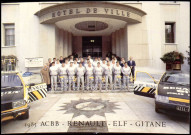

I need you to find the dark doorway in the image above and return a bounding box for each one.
[82,36,102,58]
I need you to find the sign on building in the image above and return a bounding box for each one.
[25,57,43,68]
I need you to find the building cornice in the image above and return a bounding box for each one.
[1,3,20,5]
[35,1,147,16]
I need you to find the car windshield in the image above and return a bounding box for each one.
[135,72,156,84]
[161,73,190,85]
[1,74,23,88]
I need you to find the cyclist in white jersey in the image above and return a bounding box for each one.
[76,63,85,91]
[94,62,103,90]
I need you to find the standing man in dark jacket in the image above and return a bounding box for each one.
[127,56,136,82]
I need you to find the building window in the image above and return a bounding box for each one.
[165,23,175,43]
[4,24,15,46]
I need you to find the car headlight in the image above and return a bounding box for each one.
[12,100,26,108]
[155,95,169,103]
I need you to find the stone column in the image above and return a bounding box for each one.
[115,30,120,56]
[58,29,64,58]
[68,32,72,55]
[63,30,68,57]
[112,32,116,54]
[123,24,128,61]
[119,28,123,58]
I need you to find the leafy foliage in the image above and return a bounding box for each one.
[1,55,18,64]
[160,51,184,64]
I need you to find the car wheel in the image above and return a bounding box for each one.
[155,104,160,113]
[17,110,29,120]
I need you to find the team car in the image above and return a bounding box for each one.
[1,72,30,122]
[155,70,190,116]
[1,71,47,122]
[134,70,190,117]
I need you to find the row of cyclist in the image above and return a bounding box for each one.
[49,61,132,91]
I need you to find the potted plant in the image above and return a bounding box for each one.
[1,55,18,71]
[186,46,190,65]
[160,51,184,70]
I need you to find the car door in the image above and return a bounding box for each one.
[134,71,159,98]
[22,72,47,103]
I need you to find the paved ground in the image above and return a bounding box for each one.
[1,92,190,134]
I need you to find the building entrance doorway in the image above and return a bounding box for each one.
[82,36,102,58]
